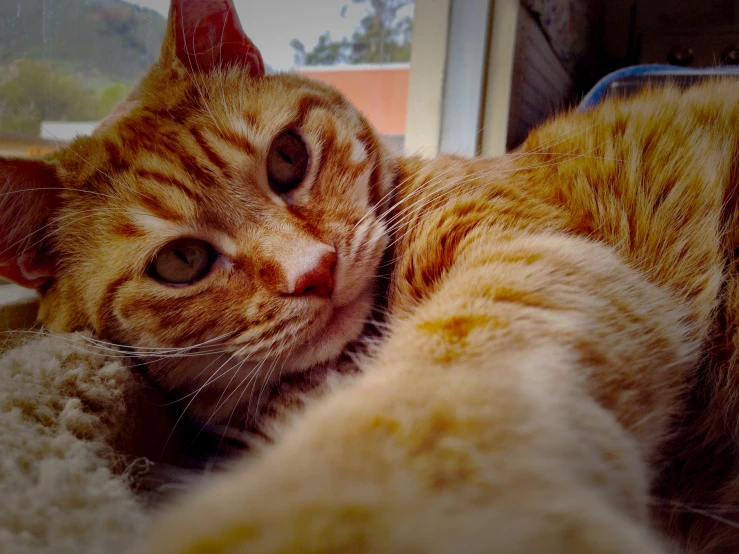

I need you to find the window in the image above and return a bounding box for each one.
[0,0,415,156]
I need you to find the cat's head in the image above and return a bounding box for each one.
[0,0,394,421]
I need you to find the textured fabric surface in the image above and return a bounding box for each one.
[0,327,354,553]
[0,332,150,554]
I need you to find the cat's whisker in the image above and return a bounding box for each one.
[352,153,450,233]
[81,331,235,356]
[255,345,291,410]
[215,357,259,453]
[193,345,280,450]
[2,329,235,366]
[650,497,739,513]
[373,158,483,229]
[124,348,236,363]
[0,187,117,201]
[201,350,258,431]
[382,143,614,250]
[242,343,295,438]
[366,157,462,227]
[382,169,500,244]
[379,162,508,234]
[178,345,252,401]
[164,354,243,408]
[161,345,255,455]
[653,499,739,530]
[216,16,230,120]
[117,346,233,358]
[1,329,141,361]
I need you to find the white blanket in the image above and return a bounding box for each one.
[0,331,161,554]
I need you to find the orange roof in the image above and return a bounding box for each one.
[298,64,409,136]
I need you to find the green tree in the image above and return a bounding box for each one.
[0,59,131,135]
[293,33,352,66]
[0,0,164,137]
[98,83,130,115]
[349,0,413,64]
[291,0,414,66]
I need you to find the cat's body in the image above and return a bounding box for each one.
[200,84,739,554]
[2,1,739,552]
[390,102,739,551]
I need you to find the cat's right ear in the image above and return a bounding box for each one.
[160,0,265,77]
[0,158,59,288]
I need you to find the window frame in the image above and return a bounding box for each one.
[404,0,520,158]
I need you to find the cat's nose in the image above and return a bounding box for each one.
[288,249,337,299]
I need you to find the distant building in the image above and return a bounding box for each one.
[297,63,409,153]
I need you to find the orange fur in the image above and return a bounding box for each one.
[2,0,739,551]
[143,82,739,553]
[1,19,394,423]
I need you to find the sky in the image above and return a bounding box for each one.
[127,0,413,70]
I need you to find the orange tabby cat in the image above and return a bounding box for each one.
[2,0,739,552]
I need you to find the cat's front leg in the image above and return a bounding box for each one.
[144,361,666,554]
[144,233,696,553]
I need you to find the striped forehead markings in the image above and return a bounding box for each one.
[189,126,230,172]
[134,169,199,201]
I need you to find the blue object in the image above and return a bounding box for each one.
[578,64,739,110]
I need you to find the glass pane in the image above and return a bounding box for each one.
[0,0,414,157]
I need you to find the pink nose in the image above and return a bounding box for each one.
[292,251,337,298]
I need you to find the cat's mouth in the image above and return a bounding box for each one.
[318,300,365,341]
[289,288,374,370]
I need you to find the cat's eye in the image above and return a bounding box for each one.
[148,238,216,285]
[267,131,309,194]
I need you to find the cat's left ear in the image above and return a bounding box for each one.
[161,0,265,77]
[0,158,59,288]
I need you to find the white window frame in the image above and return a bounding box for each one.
[404,0,520,158]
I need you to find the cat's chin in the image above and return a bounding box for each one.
[150,289,376,427]
[288,292,374,371]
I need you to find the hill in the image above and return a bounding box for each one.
[0,0,167,136]
[0,0,166,81]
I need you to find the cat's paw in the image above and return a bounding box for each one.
[143,460,668,554]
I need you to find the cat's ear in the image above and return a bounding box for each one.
[0,158,59,288]
[161,0,265,77]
